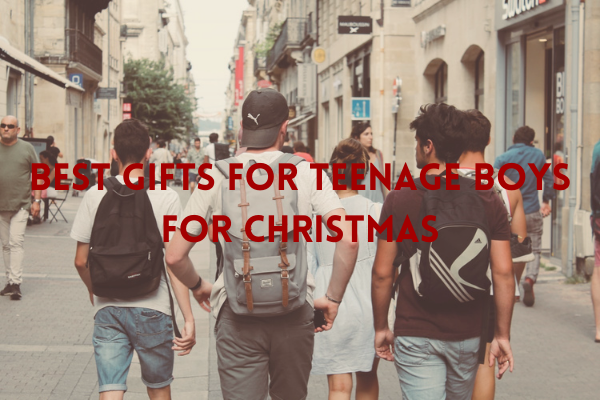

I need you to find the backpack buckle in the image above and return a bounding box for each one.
[242,241,251,252]
[280,270,289,279]
[243,274,252,283]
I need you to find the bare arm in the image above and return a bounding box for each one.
[371,239,397,361]
[74,241,93,304]
[165,228,212,312]
[490,239,515,378]
[313,208,359,331]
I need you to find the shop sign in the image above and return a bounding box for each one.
[338,16,372,35]
[391,0,411,6]
[227,116,234,130]
[235,46,244,106]
[351,97,371,120]
[421,25,446,48]
[289,106,297,120]
[96,88,117,99]
[123,103,132,112]
[312,47,326,64]
[555,71,565,115]
[69,73,83,88]
[257,80,272,89]
[502,0,548,21]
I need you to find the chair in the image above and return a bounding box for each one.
[48,178,72,223]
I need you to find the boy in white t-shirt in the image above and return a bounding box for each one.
[71,119,197,399]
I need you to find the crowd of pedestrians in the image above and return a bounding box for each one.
[2,83,597,400]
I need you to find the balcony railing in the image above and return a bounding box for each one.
[254,56,266,76]
[66,29,102,76]
[267,18,307,71]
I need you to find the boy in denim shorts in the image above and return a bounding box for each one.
[71,119,197,399]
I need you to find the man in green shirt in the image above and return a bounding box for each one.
[187,137,204,192]
[0,115,41,300]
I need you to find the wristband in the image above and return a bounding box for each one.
[326,293,341,305]
[190,276,203,291]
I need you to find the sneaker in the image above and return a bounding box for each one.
[511,234,535,263]
[522,278,535,307]
[10,284,21,300]
[0,283,14,296]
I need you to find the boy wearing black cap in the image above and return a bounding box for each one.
[166,88,359,400]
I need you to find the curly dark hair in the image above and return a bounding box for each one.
[460,109,491,154]
[409,103,467,164]
[114,119,151,164]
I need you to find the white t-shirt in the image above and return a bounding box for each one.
[71,175,182,316]
[150,147,174,182]
[179,150,344,318]
[205,143,216,165]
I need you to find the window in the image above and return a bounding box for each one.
[475,52,484,110]
[6,70,20,117]
[336,97,344,143]
[352,56,370,97]
[435,62,448,104]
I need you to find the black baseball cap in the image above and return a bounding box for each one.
[241,88,289,149]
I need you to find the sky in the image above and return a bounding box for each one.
[179,0,248,119]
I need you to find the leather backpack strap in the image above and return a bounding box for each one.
[272,172,290,307]
[238,178,254,311]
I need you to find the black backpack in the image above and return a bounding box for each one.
[214,142,230,161]
[87,177,180,335]
[412,174,492,306]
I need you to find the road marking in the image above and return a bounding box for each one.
[0,344,93,353]
[23,273,80,280]
[25,235,71,239]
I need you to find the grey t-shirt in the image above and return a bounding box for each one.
[0,139,39,212]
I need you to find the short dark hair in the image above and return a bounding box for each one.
[194,137,200,143]
[409,103,466,164]
[461,109,491,154]
[39,150,57,166]
[114,119,151,164]
[293,141,307,153]
[156,139,166,148]
[46,135,55,146]
[513,126,535,145]
[209,133,219,143]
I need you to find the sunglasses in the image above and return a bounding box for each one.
[1,124,16,129]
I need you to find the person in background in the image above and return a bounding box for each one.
[293,141,314,162]
[350,122,388,203]
[494,126,554,307]
[281,145,294,154]
[46,135,63,159]
[39,150,57,222]
[187,138,204,192]
[591,138,600,343]
[204,133,219,165]
[309,138,382,400]
[149,139,173,184]
[0,116,42,300]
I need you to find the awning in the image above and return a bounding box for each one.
[288,112,315,128]
[0,36,84,92]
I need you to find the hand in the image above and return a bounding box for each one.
[375,328,395,361]
[540,202,551,217]
[172,319,196,356]
[192,279,212,312]
[313,296,339,332]
[31,201,40,218]
[489,337,514,379]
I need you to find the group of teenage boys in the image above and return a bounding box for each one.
[0,86,562,400]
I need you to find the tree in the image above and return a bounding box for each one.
[124,58,196,142]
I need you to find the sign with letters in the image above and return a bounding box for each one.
[338,16,372,35]
[96,88,118,99]
[69,73,83,88]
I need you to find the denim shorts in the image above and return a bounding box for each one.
[93,307,174,393]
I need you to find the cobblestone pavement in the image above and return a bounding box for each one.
[1,187,599,399]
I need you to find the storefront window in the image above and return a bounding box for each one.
[435,62,447,104]
[475,52,484,111]
[505,42,522,148]
[551,27,565,260]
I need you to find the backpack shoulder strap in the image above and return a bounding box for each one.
[104,176,121,192]
[215,157,238,179]
[274,153,306,166]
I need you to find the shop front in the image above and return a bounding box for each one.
[495,0,567,262]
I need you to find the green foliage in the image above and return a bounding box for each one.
[124,58,196,142]
[254,22,284,57]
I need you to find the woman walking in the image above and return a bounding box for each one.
[309,138,382,400]
[350,122,387,203]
